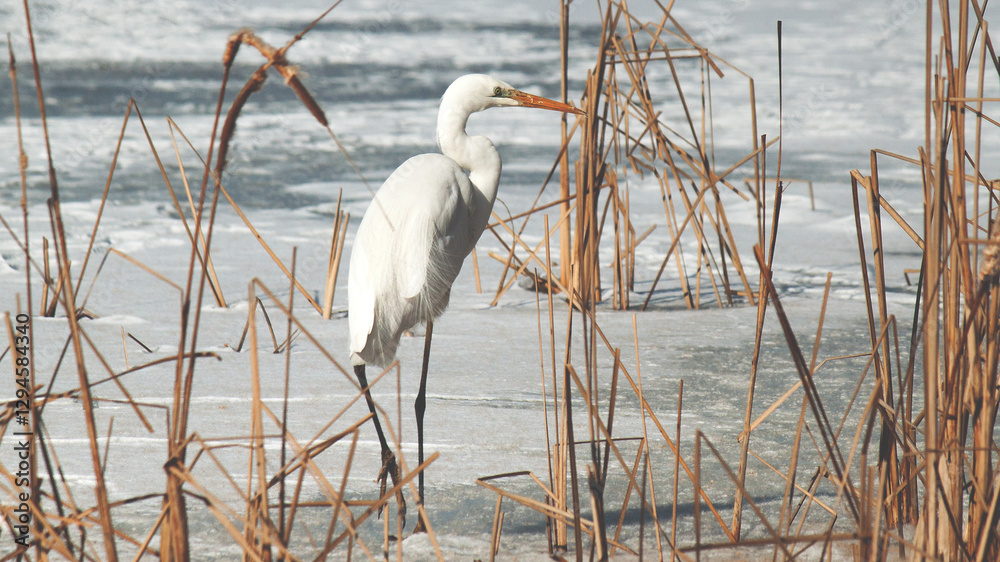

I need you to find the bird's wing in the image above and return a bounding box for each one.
[384,154,475,299]
[348,154,474,357]
[348,236,376,357]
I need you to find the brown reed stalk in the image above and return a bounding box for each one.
[490,0,760,313]
[910,3,1000,559]
[6,29,47,557]
[851,166,906,532]
[276,249,296,549]
[542,214,568,551]
[755,246,862,524]
[162,115,228,308]
[812,3,1000,559]
[559,0,573,291]
[245,274,270,558]
[157,15,243,558]
[733,22,790,541]
[71,101,138,306]
[488,495,504,561]
[18,0,121,558]
[322,192,349,319]
[18,0,987,557]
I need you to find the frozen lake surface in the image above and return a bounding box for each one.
[1,0,989,559]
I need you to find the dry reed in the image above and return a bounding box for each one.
[839,2,1000,559]
[4,0,998,560]
[474,0,994,560]
[0,3,432,560]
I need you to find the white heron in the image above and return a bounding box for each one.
[347,73,583,530]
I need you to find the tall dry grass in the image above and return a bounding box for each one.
[477,1,1000,561]
[3,0,998,560]
[0,3,441,560]
[844,2,1000,559]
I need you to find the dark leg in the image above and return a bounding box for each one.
[412,320,433,533]
[353,363,405,523]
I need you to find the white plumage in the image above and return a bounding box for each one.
[348,152,489,367]
[349,74,515,366]
[345,74,583,530]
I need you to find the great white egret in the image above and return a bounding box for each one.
[348,73,583,530]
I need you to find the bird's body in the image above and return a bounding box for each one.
[348,152,493,367]
[349,74,508,367]
[346,74,583,531]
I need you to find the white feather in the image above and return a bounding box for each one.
[348,74,580,368]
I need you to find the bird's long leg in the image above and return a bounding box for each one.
[412,319,433,534]
[353,364,406,524]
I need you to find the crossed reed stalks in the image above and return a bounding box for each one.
[0,2,440,560]
[479,1,1000,560]
[2,0,998,560]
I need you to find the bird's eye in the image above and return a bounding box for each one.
[493,86,503,97]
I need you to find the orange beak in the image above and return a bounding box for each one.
[509,90,586,115]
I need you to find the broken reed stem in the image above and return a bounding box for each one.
[163,113,228,308]
[322,190,346,319]
[329,210,350,314]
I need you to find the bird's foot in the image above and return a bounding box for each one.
[412,510,427,534]
[377,449,406,527]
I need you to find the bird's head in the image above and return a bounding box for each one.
[442,74,585,116]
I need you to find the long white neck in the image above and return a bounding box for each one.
[436,102,502,208]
